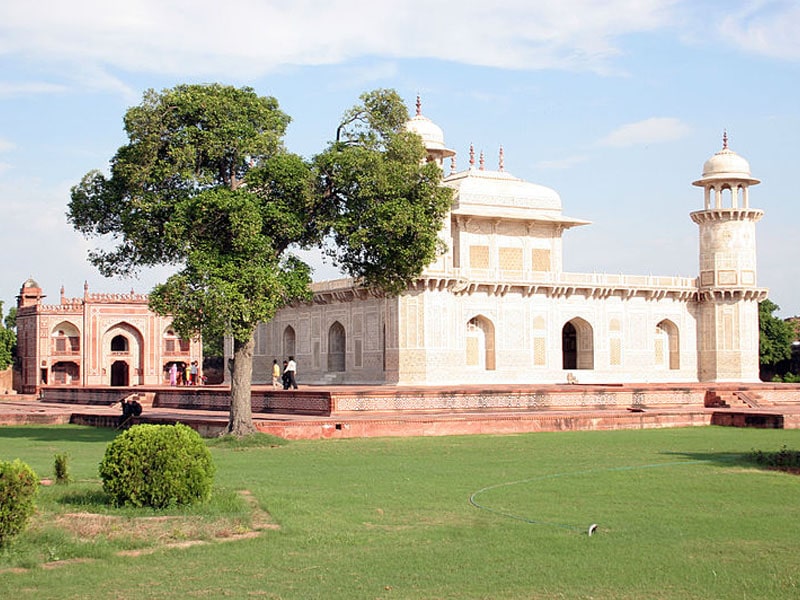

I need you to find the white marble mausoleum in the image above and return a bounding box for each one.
[245,101,766,386]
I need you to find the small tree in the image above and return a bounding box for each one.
[0,459,38,546]
[0,302,16,371]
[99,423,215,508]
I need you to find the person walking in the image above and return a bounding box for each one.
[285,356,298,390]
[271,359,280,389]
[169,362,178,386]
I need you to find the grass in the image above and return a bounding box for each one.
[0,425,799,599]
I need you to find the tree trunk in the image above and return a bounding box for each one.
[226,333,257,437]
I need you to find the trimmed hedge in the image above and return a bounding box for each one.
[0,459,38,546]
[99,423,215,508]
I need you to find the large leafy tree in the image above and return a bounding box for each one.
[69,84,320,436]
[68,85,451,436]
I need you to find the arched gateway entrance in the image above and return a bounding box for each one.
[110,360,129,386]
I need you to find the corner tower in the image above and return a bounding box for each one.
[404,96,455,169]
[691,134,767,382]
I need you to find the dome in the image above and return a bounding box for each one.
[403,96,454,159]
[701,147,752,179]
[405,113,448,151]
[22,277,40,289]
[695,134,759,185]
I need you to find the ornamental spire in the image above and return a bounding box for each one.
[722,130,728,150]
[416,94,422,116]
[499,145,505,171]
[479,150,485,170]
[450,155,456,175]
[469,144,475,167]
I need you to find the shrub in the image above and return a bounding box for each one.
[99,423,215,508]
[54,452,71,484]
[0,459,38,546]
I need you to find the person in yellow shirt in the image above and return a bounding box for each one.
[271,359,280,389]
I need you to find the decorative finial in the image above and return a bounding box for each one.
[450,156,456,175]
[479,150,485,170]
[416,94,422,117]
[469,144,475,167]
[499,145,505,172]
[722,130,728,150]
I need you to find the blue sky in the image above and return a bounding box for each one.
[1,0,799,316]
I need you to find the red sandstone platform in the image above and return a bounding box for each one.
[2,382,800,439]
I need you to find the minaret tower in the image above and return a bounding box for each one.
[691,134,767,382]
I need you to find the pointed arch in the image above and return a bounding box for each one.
[562,317,594,370]
[51,320,80,354]
[656,319,680,370]
[282,325,296,359]
[328,321,346,372]
[103,322,144,386]
[111,335,128,352]
[466,315,496,371]
[51,361,79,385]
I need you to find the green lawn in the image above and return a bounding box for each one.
[1,425,799,599]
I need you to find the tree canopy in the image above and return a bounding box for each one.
[759,299,795,368]
[0,302,15,371]
[315,89,452,294]
[68,84,452,436]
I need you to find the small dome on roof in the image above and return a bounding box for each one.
[702,148,752,179]
[22,277,40,289]
[404,95,453,155]
[698,133,756,182]
[405,113,447,150]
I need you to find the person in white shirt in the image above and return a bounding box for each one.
[285,356,298,389]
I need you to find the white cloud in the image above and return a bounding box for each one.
[535,155,589,170]
[0,81,67,98]
[718,1,800,61]
[598,117,691,147]
[334,61,399,90]
[0,0,679,88]
[0,138,14,153]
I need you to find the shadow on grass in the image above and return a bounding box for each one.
[661,449,799,474]
[0,425,118,444]
[55,488,111,510]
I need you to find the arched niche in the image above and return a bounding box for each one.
[562,317,594,370]
[466,315,496,371]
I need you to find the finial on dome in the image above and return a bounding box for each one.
[469,144,475,167]
[722,130,728,150]
[450,156,456,175]
[479,150,485,170]
[415,94,422,117]
[499,145,504,172]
